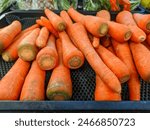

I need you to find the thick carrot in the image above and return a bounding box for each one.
[69,23,121,93]
[133,13,150,33]
[36,34,58,70]
[95,75,121,101]
[59,31,84,69]
[46,39,72,100]
[147,34,150,45]
[116,11,146,42]
[130,42,150,82]
[36,27,49,48]
[112,39,140,100]
[20,60,45,101]
[101,35,111,47]
[2,30,32,62]
[0,58,30,100]
[0,20,22,54]
[96,44,130,83]
[92,37,100,48]
[18,28,40,61]
[40,16,59,37]
[45,8,66,32]
[96,10,111,21]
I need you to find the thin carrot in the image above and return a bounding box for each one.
[92,37,100,48]
[96,10,111,21]
[46,39,72,100]
[0,58,30,100]
[112,39,140,100]
[36,19,44,26]
[101,35,111,47]
[59,31,84,69]
[36,27,49,48]
[40,16,59,37]
[20,60,45,101]
[116,11,146,42]
[45,8,66,32]
[95,75,121,101]
[18,28,40,61]
[2,30,32,62]
[96,44,130,83]
[36,34,58,70]
[68,23,121,93]
[130,42,150,82]
[147,34,150,45]
[133,13,150,33]
[0,20,22,54]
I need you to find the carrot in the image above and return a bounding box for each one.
[96,44,130,83]
[101,35,111,47]
[36,19,44,26]
[109,0,120,11]
[2,30,32,62]
[96,10,111,21]
[59,31,84,69]
[46,39,72,100]
[112,39,140,100]
[18,28,40,61]
[118,0,131,11]
[0,20,22,54]
[45,8,66,32]
[36,34,58,70]
[147,34,150,45]
[107,45,116,54]
[130,42,150,82]
[0,58,30,100]
[95,75,121,101]
[68,23,121,93]
[36,27,49,48]
[20,60,45,101]
[133,13,150,33]
[92,37,100,48]
[116,11,146,42]
[40,16,59,37]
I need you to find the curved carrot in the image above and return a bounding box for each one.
[69,23,121,93]
[59,31,84,69]
[36,27,49,48]
[92,37,100,48]
[18,28,40,61]
[95,75,121,101]
[112,39,140,100]
[45,8,66,32]
[96,10,111,21]
[0,58,30,100]
[46,39,72,100]
[96,44,130,83]
[133,13,150,33]
[20,60,45,101]
[0,20,22,54]
[36,34,58,70]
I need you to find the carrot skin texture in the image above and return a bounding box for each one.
[96,10,111,21]
[20,60,45,101]
[95,75,121,101]
[46,39,72,100]
[0,58,30,100]
[0,21,22,54]
[69,23,121,93]
[112,39,140,100]
[36,34,58,70]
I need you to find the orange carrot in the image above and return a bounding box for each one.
[36,27,49,48]
[0,20,22,54]
[40,16,59,37]
[92,37,100,48]
[45,8,66,32]
[133,13,150,33]
[18,28,40,61]
[96,44,130,83]
[46,39,72,100]
[147,34,150,45]
[0,58,30,100]
[69,23,121,93]
[59,31,84,69]
[2,30,32,62]
[130,42,150,82]
[116,11,146,42]
[95,75,121,101]
[96,10,111,21]
[20,60,45,101]
[101,35,111,47]
[36,34,58,70]
[36,19,44,26]
[112,39,140,100]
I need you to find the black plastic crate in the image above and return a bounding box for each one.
[0,11,150,112]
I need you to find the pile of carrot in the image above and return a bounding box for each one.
[0,8,150,101]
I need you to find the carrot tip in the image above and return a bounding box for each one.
[99,23,108,36]
[125,31,132,41]
[68,56,83,69]
[139,36,146,42]
[58,22,66,32]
